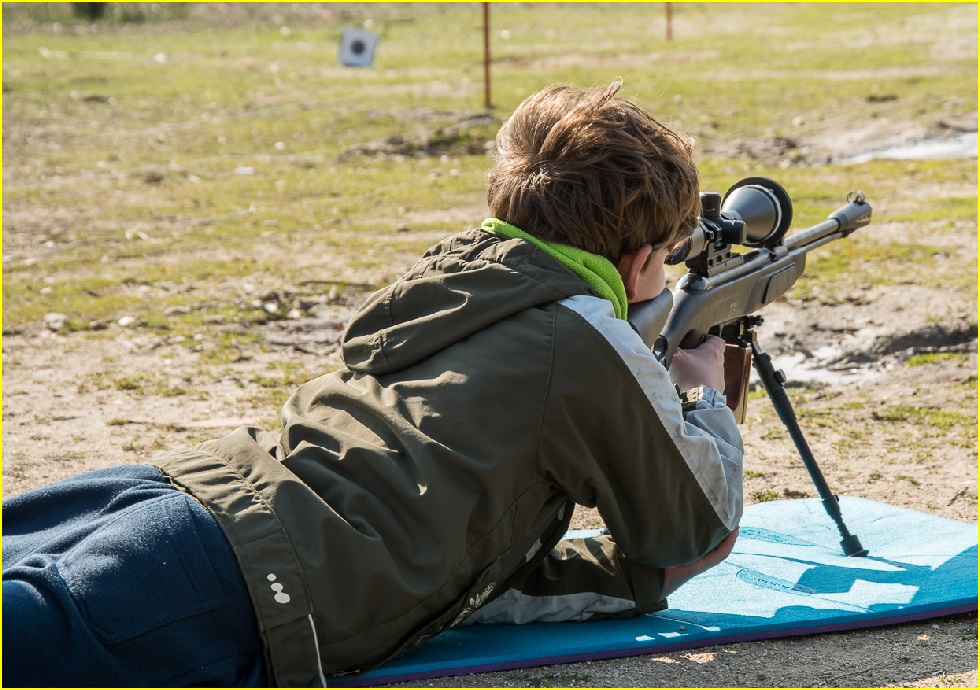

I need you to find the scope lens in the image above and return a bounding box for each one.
[664,237,691,265]
[722,177,793,248]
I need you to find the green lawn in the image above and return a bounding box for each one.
[3,2,976,332]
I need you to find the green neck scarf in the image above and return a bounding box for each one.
[482,218,628,320]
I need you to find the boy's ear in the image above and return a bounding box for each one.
[616,244,654,301]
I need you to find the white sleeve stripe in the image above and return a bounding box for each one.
[557,294,742,531]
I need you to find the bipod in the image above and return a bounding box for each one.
[734,317,869,557]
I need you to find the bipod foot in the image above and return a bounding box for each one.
[840,533,869,558]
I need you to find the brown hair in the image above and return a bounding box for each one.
[487,81,700,262]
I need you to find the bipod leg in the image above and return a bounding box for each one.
[747,328,868,557]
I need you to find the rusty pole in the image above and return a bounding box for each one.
[483,3,492,110]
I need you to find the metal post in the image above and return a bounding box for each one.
[665,2,673,41]
[483,3,492,111]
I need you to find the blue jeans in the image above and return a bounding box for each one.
[2,465,266,687]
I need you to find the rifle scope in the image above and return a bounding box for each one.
[666,177,794,267]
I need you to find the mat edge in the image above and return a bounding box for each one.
[335,603,978,687]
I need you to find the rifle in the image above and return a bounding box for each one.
[628,177,873,557]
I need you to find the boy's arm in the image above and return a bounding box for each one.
[544,297,743,570]
[459,529,739,625]
[464,297,743,627]
[458,535,664,624]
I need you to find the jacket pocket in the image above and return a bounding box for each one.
[57,493,225,644]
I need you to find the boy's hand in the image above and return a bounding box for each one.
[661,527,739,598]
[667,334,726,393]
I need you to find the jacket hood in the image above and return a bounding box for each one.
[341,229,594,375]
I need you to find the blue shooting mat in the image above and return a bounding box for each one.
[336,498,977,686]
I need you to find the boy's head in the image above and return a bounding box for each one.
[487,81,700,263]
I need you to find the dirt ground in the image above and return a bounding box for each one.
[2,15,977,684]
[3,134,977,689]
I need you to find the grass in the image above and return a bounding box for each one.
[873,405,977,432]
[793,240,942,298]
[906,352,970,367]
[752,489,781,503]
[3,2,976,350]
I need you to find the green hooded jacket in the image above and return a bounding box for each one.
[155,228,742,685]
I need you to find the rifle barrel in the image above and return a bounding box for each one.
[700,198,869,290]
[783,217,845,253]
